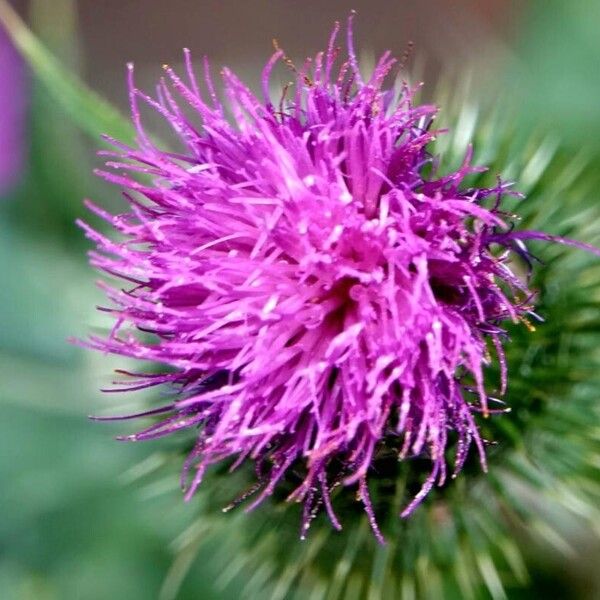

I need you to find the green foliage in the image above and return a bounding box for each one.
[0,0,136,146]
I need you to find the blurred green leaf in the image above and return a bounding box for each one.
[0,0,135,146]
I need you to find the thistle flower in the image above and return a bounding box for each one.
[81,16,599,542]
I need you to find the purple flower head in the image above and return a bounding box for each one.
[81,17,599,542]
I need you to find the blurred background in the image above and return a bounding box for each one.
[1,0,600,598]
